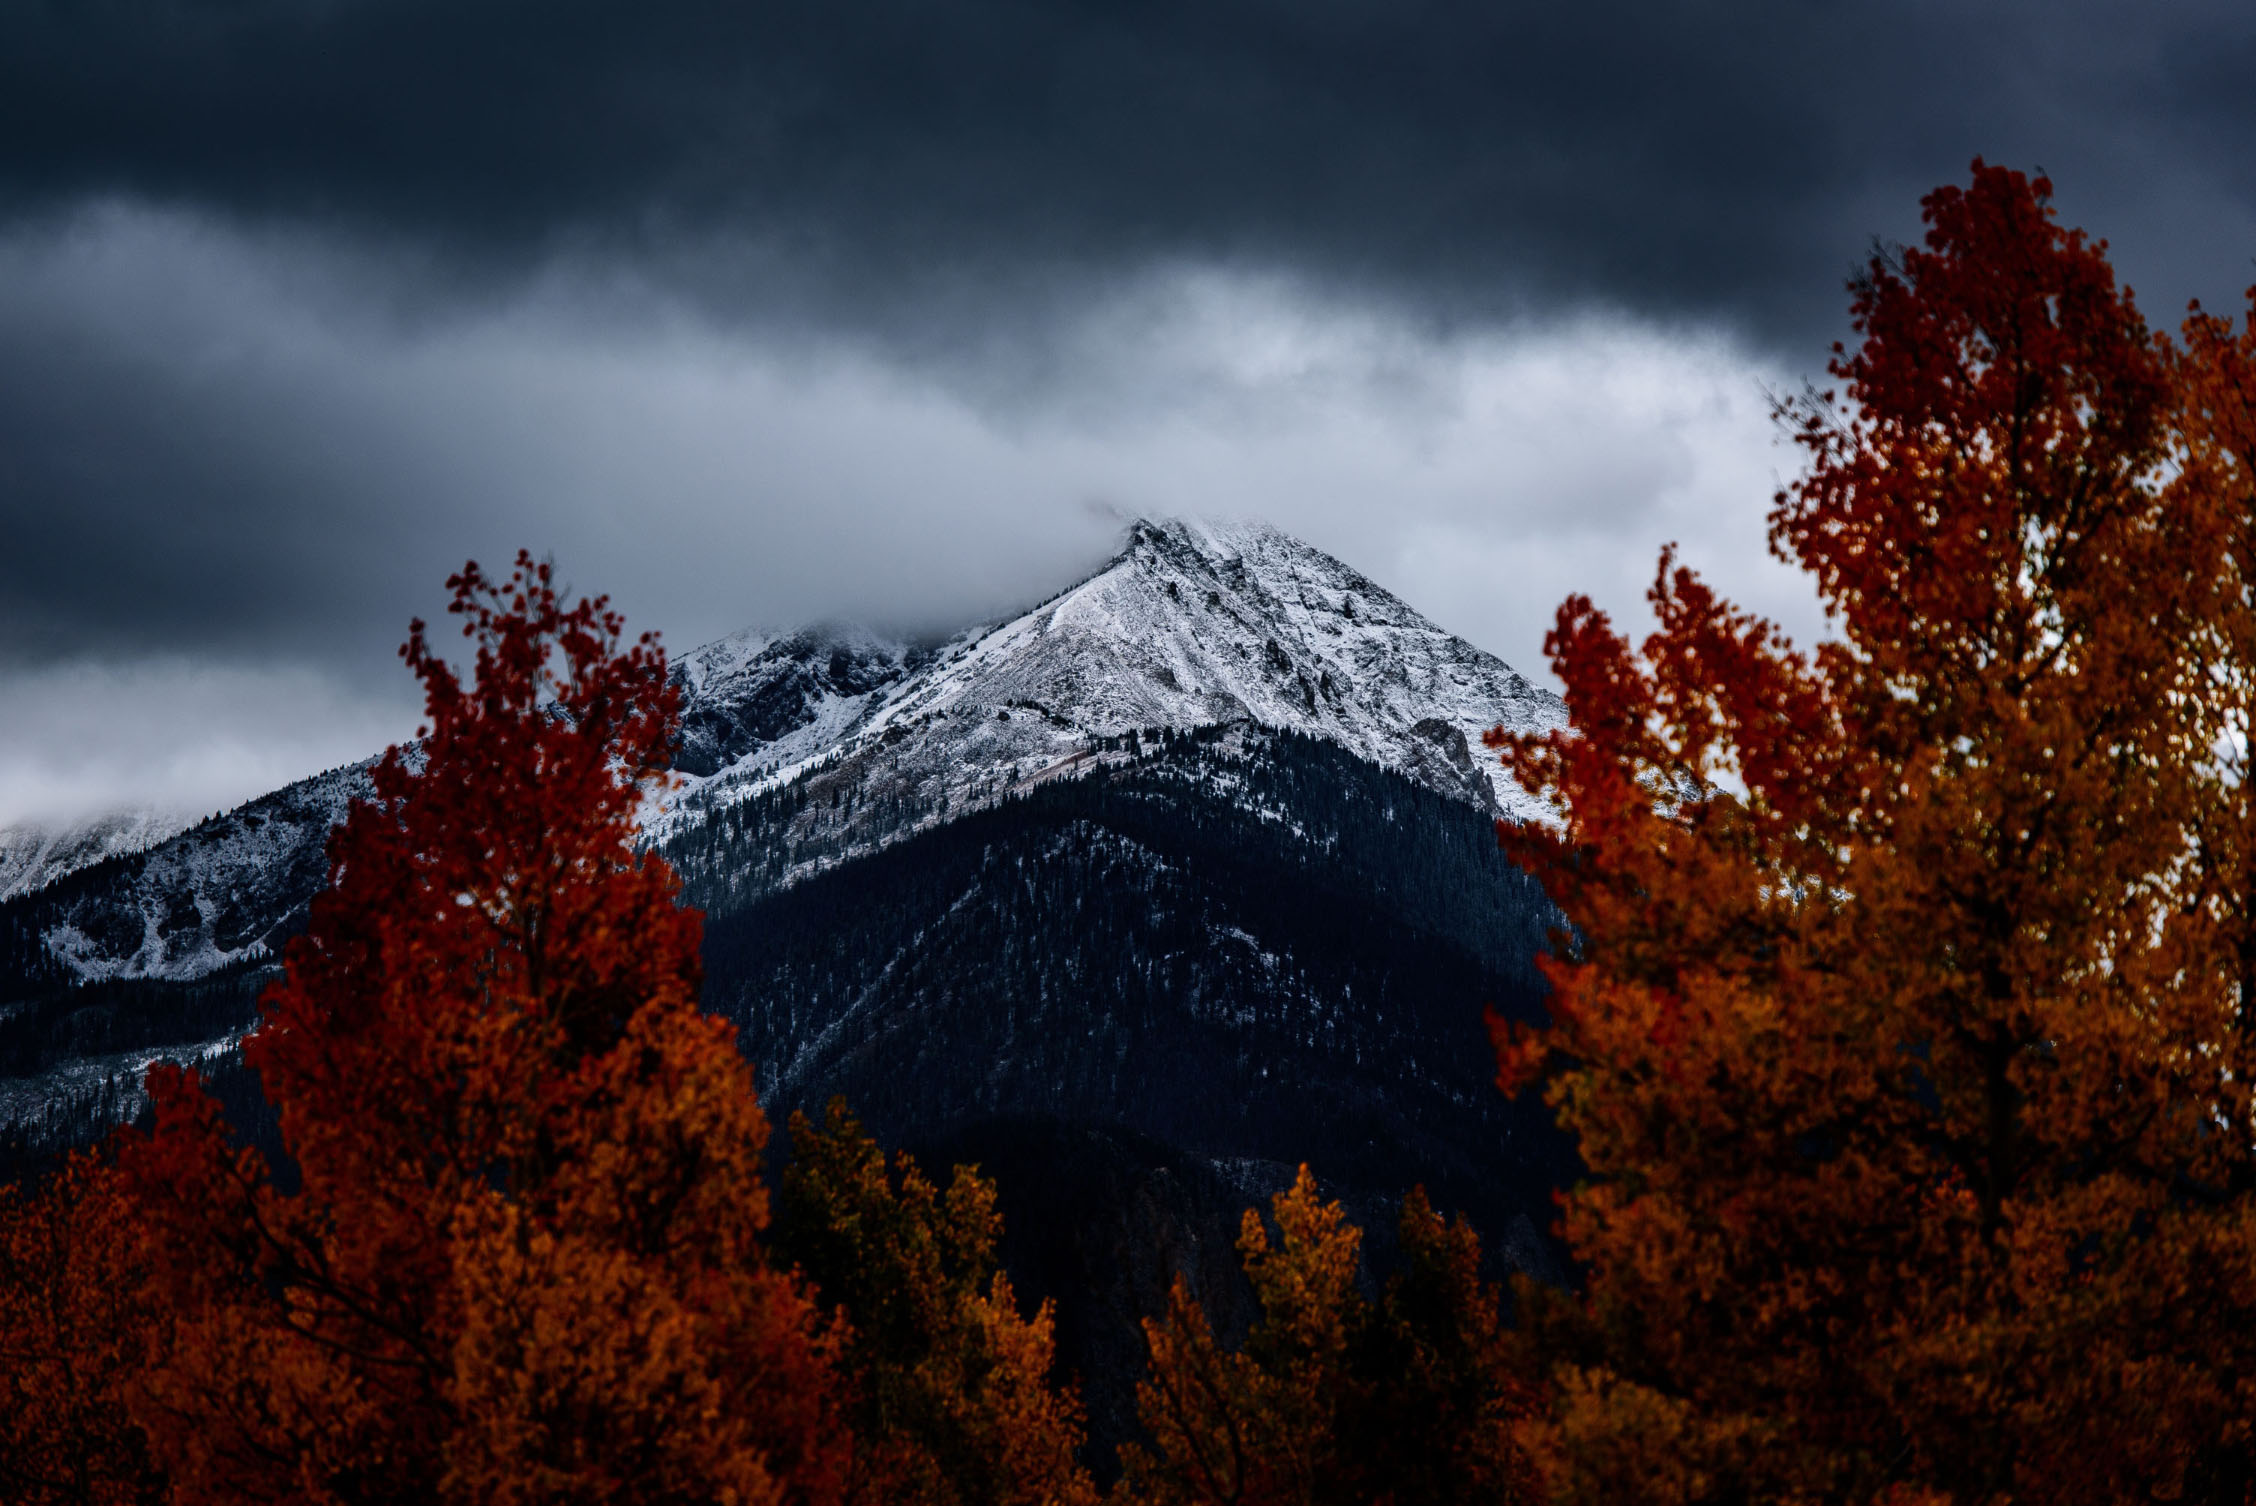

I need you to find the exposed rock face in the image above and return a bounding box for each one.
[667,515,1558,819]
[669,625,932,778]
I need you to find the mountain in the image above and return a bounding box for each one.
[658,515,1555,847]
[1,518,1558,997]
[0,516,1570,1461]
[0,807,192,903]
[682,719,1572,1459]
[1,763,369,990]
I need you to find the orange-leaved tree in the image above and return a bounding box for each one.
[119,554,849,1505]
[1122,1166,1537,1506]
[1491,161,2256,1503]
[0,1154,163,1506]
[777,1099,1097,1506]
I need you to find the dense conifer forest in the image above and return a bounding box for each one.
[0,722,1572,1448]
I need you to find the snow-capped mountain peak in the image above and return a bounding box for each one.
[5,517,1560,986]
[660,515,1560,840]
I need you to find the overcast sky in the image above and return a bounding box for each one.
[6,0,2256,827]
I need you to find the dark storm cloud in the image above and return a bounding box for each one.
[7,0,2254,350]
[0,208,1133,672]
[8,0,2256,827]
[0,260,420,665]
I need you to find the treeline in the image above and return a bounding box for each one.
[0,558,1539,1505]
[1,1095,1538,1504]
[24,158,2247,1504]
[699,723,1563,1228]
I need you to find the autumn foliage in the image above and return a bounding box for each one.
[27,159,2256,1506]
[0,554,1128,1504]
[1122,1165,1537,1506]
[0,1156,163,1505]
[778,1099,1098,1506]
[118,556,847,1504]
[1492,161,2256,1501]
[0,529,1556,1506]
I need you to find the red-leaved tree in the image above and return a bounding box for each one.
[120,554,849,1504]
[1491,163,2256,1502]
[0,1155,163,1505]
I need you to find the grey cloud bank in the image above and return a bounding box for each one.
[0,656,414,834]
[0,204,1804,827]
[6,2,2256,826]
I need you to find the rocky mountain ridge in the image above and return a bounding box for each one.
[3,517,1561,993]
[0,807,192,904]
[0,519,1574,1460]
[664,517,1558,835]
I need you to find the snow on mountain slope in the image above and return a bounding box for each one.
[664,517,1561,834]
[669,624,932,778]
[12,763,370,986]
[0,807,192,902]
[4,518,1559,987]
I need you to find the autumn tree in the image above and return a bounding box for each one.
[117,554,849,1505]
[0,1155,164,1506]
[776,1099,1097,1506]
[1121,1166,1536,1506]
[1491,162,2256,1502]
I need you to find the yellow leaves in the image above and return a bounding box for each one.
[1239,1166,1361,1372]
[1124,1278,1257,1506]
[954,1276,1098,1506]
[778,1101,1096,1506]
[1123,1168,1539,1506]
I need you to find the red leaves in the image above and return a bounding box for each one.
[0,553,1120,1503]
[1488,1002,1551,1100]
[1781,160,2175,706]
[1492,162,2256,1501]
[106,554,849,1505]
[0,1155,163,1505]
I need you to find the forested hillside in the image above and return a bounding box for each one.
[0,720,1570,1450]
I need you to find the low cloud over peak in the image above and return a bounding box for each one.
[6,2,2256,827]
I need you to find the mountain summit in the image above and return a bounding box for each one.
[661,516,1559,832]
[3,518,1560,992]
[2,518,1572,1455]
